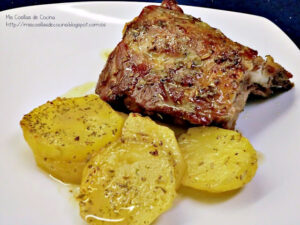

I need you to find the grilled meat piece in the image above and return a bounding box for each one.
[96,0,293,129]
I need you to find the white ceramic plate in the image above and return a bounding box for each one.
[0,2,300,225]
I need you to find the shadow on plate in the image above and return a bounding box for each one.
[237,88,295,139]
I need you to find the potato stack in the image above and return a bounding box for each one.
[20,94,257,225]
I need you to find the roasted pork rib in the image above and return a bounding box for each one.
[96,0,293,129]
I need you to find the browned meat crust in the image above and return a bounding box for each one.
[96,0,293,129]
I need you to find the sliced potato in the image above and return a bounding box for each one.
[117,111,129,120]
[79,122,177,225]
[178,127,257,193]
[20,95,125,183]
[122,113,186,188]
[115,112,187,138]
[34,154,87,183]
[156,121,187,138]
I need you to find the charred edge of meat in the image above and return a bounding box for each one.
[108,95,236,130]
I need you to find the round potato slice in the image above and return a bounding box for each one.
[34,154,87,183]
[122,113,186,188]
[178,127,257,193]
[115,112,187,138]
[20,95,125,183]
[79,141,176,225]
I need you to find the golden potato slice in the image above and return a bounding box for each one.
[122,114,185,188]
[117,111,129,120]
[116,113,187,138]
[34,154,87,183]
[156,121,187,138]
[79,140,177,225]
[178,127,257,193]
[20,95,125,183]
